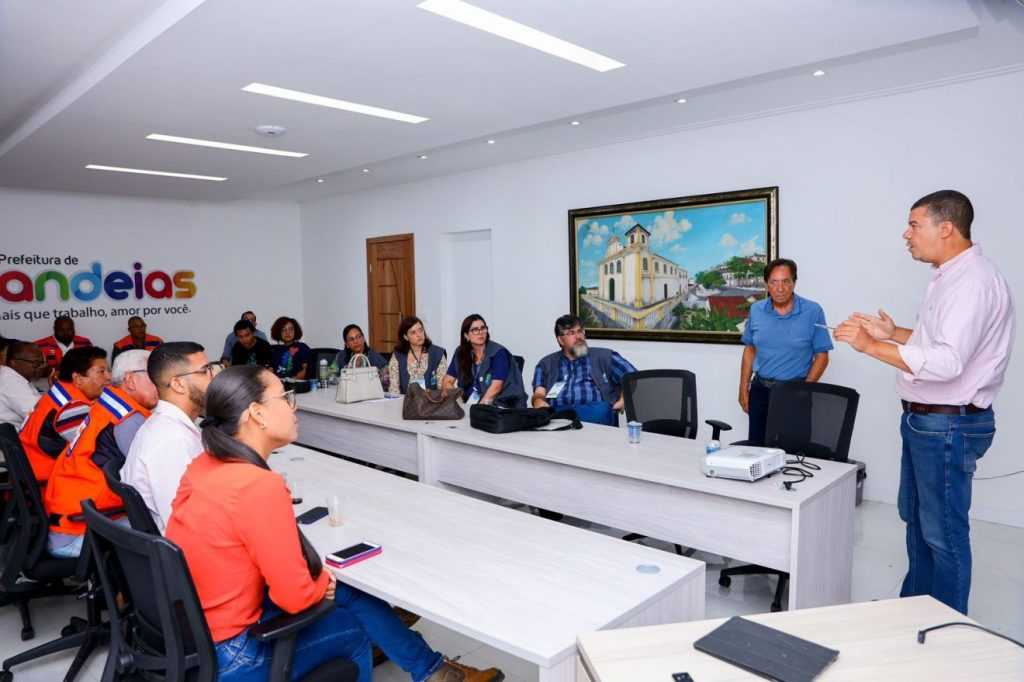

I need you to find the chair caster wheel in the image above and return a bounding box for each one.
[21,626,34,641]
[718,575,731,588]
[770,603,782,613]
[0,669,13,681]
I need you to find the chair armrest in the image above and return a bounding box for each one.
[249,599,336,642]
[704,419,732,440]
[68,506,124,522]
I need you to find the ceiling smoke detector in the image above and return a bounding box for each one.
[254,124,287,137]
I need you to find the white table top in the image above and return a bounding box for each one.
[577,596,1024,681]
[296,391,857,510]
[272,444,704,668]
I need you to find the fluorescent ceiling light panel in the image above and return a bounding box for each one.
[146,133,308,158]
[85,164,226,181]
[417,0,625,72]
[242,83,429,124]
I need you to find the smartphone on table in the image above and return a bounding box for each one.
[325,542,382,568]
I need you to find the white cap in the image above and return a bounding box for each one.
[112,349,151,384]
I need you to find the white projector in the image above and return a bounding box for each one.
[702,446,787,482]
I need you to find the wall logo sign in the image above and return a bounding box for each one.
[0,257,196,303]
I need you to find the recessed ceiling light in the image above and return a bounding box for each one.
[570,120,581,126]
[417,0,625,73]
[418,154,429,159]
[487,139,496,144]
[675,98,688,104]
[146,133,307,158]
[242,83,429,124]
[813,69,826,77]
[316,178,325,183]
[361,168,371,174]
[85,164,226,181]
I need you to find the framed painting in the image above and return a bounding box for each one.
[568,186,778,344]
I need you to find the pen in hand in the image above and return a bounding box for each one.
[815,323,836,331]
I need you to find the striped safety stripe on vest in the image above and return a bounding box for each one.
[98,387,134,420]
[48,382,72,407]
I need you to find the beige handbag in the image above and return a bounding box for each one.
[335,353,385,404]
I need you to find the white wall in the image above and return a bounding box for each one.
[301,69,1024,527]
[1,188,303,357]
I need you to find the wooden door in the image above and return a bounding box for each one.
[366,234,415,353]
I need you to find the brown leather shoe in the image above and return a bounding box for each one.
[425,657,505,682]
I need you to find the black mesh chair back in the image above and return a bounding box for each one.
[512,355,525,373]
[103,460,161,535]
[0,424,55,584]
[310,347,341,371]
[622,370,699,439]
[83,499,216,682]
[763,381,859,462]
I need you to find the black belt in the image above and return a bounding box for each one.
[752,376,783,388]
[901,400,985,415]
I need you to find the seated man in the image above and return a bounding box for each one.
[112,316,163,360]
[45,350,158,558]
[0,342,46,427]
[19,346,108,482]
[531,314,636,426]
[35,315,92,372]
[124,342,215,532]
[221,310,267,364]
[230,319,273,368]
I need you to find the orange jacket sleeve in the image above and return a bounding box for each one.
[234,473,329,613]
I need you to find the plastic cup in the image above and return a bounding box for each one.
[328,495,344,527]
[627,421,642,444]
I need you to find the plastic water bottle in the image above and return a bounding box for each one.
[705,439,721,456]
[318,359,329,389]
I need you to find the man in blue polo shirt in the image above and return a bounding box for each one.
[739,258,833,444]
[532,314,637,425]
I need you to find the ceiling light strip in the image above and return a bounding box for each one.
[146,133,307,157]
[85,164,226,181]
[242,83,429,124]
[417,0,624,73]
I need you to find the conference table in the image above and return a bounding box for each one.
[575,596,1024,681]
[272,444,706,682]
[295,390,858,611]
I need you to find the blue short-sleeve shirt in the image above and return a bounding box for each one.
[446,349,511,401]
[741,294,833,380]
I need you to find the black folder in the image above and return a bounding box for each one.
[693,616,839,682]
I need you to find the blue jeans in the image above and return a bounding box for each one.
[216,583,443,682]
[897,408,995,614]
[570,401,619,426]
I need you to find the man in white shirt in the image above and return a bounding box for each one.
[0,342,46,426]
[123,341,217,531]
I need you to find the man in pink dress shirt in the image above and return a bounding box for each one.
[835,190,1014,614]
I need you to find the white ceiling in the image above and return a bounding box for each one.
[0,0,1021,203]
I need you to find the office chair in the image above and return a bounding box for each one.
[82,500,359,682]
[0,424,108,682]
[717,381,860,611]
[310,347,342,372]
[102,461,160,536]
[619,370,731,554]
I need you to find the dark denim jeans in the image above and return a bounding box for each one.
[215,582,443,682]
[746,379,773,446]
[897,408,995,615]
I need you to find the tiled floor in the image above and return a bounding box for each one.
[1,501,1021,682]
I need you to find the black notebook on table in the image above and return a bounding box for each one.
[693,616,839,682]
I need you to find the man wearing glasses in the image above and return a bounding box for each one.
[532,314,637,426]
[45,350,159,557]
[124,342,221,532]
[0,342,47,426]
[739,258,833,445]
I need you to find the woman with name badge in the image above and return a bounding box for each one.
[442,314,527,408]
[387,316,447,394]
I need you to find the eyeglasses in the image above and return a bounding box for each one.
[166,361,223,387]
[467,325,488,334]
[261,389,296,409]
[557,327,585,338]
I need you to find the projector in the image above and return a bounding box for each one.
[702,446,786,482]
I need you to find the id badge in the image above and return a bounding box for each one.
[413,378,426,389]
[547,381,566,400]
[467,389,481,405]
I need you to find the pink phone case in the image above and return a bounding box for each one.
[325,546,382,569]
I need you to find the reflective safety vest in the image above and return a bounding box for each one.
[18,381,89,482]
[44,386,150,535]
[113,335,163,352]
[34,335,92,371]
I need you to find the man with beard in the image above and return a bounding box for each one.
[531,314,636,425]
[123,342,219,531]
